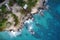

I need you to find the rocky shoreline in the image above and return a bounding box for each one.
[0,0,48,36]
[7,0,47,35]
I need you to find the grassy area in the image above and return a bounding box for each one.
[0,19,7,26]
[0,18,7,31]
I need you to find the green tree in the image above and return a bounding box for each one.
[11,13,19,26]
[16,0,26,7]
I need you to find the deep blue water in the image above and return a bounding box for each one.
[0,0,60,40]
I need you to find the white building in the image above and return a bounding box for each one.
[23,4,28,9]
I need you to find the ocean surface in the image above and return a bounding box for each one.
[0,0,60,40]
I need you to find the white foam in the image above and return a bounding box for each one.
[29,26,33,30]
[24,20,30,23]
[31,31,35,34]
[28,26,33,32]
[8,31,21,38]
[28,19,33,23]
[24,19,33,24]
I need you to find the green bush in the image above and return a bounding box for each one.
[16,0,26,7]
[0,18,7,31]
[11,13,19,26]
[0,5,7,13]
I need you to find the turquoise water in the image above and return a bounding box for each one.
[0,0,60,40]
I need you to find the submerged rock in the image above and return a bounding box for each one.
[32,32,41,39]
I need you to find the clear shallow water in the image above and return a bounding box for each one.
[0,0,60,40]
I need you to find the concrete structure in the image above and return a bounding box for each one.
[23,4,28,9]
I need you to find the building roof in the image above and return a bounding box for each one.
[23,4,28,9]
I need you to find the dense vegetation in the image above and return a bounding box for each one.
[0,18,7,31]
[16,0,26,7]
[0,5,6,13]
[27,0,38,8]
[0,5,7,31]
[9,0,16,6]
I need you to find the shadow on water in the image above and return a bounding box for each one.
[32,32,41,39]
[35,23,45,30]
[35,23,42,27]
